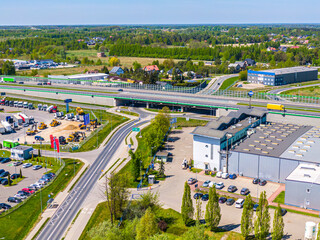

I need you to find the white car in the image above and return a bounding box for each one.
[14,194,27,200]
[222,173,229,179]
[209,181,216,188]
[216,171,222,178]
[216,182,224,190]
[34,182,44,188]
[22,163,33,168]
[235,199,245,209]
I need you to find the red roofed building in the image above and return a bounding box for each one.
[143,65,159,72]
[290,46,300,49]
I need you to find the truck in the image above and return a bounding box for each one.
[1,77,15,83]
[0,99,5,105]
[28,103,34,109]
[1,121,12,132]
[47,105,57,113]
[54,112,64,119]
[13,114,23,125]
[65,113,74,120]
[18,113,30,123]
[3,140,19,149]
[0,123,6,134]
[17,101,23,108]
[23,102,29,108]
[267,104,285,111]
[14,101,18,107]
[42,104,48,111]
[38,104,42,110]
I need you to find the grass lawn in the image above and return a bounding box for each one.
[282,85,320,98]
[175,117,208,128]
[219,76,239,91]
[0,150,11,158]
[119,110,139,117]
[273,191,285,204]
[0,158,83,240]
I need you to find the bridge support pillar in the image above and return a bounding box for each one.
[180,106,184,112]
[146,102,149,109]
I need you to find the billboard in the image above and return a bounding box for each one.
[84,114,90,125]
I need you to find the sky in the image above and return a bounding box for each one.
[1,0,320,25]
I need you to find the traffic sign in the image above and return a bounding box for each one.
[132,127,140,132]
[170,117,177,125]
[248,91,254,97]
[1,92,5,96]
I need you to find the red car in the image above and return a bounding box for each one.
[22,188,35,194]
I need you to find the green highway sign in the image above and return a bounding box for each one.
[132,127,140,132]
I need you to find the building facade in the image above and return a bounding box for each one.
[247,67,318,86]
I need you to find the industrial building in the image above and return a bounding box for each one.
[192,108,320,210]
[11,145,33,160]
[247,67,318,86]
[48,73,108,85]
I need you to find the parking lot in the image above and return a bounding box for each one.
[0,160,49,207]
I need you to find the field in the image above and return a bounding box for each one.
[282,85,320,97]
[0,158,83,240]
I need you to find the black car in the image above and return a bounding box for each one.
[253,204,259,211]
[280,209,287,216]
[219,197,227,204]
[226,198,235,206]
[8,197,21,203]
[193,193,203,199]
[118,89,123,92]
[252,178,260,184]
[37,83,43,85]
[0,169,4,175]
[201,194,209,201]
[0,171,9,177]
[227,185,238,193]
[17,190,29,196]
[11,174,20,180]
[0,179,8,185]
[9,101,14,106]
[259,180,267,186]
[1,158,11,164]
[18,81,24,84]
[240,188,250,195]
[0,203,11,210]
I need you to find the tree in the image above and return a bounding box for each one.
[158,159,165,178]
[7,174,11,186]
[254,191,270,240]
[133,61,142,71]
[20,169,23,178]
[30,69,38,76]
[181,181,194,225]
[195,198,202,223]
[101,65,109,74]
[182,224,209,240]
[96,59,102,65]
[239,70,248,81]
[205,186,221,231]
[109,57,120,67]
[241,194,254,239]
[136,207,158,240]
[38,149,41,157]
[2,61,15,75]
[272,204,284,240]
[163,59,175,70]
[129,150,140,181]
[105,172,129,224]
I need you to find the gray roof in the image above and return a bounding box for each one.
[191,127,226,139]
[156,151,169,157]
[110,67,124,74]
[251,66,318,75]
[232,122,311,157]
[286,164,320,185]
[12,145,33,151]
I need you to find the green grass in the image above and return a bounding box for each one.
[0,158,83,240]
[190,168,203,173]
[273,191,285,204]
[120,110,139,117]
[0,150,11,157]
[130,137,134,146]
[219,76,239,91]
[69,166,88,192]
[282,85,320,98]
[175,117,208,128]
[79,201,109,240]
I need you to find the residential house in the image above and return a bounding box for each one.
[279,46,288,52]
[167,68,182,78]
[244,59,256,66]
[143,65,159,72]
[110,67,125,76]
[228,61,246,72]
[267,47,278,52]
[97,52,106,57]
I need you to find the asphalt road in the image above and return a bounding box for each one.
[200,74,237,94]
[36,119,148,240]
[268,83,320,94]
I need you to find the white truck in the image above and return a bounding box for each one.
[0,122,6,134]
[23,102,28,108]
[18,113,30,124]
[13,114,23,125]
[1,121,12,133]
[17,101,23,108]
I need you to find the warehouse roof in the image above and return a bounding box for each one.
[12,145,33,151]
[286,164,320,185]
[232,122,311,157]
[249,66,318,75]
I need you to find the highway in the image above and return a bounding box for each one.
[36,119,148,240]
[200,74,237,94]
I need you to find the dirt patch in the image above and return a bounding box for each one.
[236,82,265,89]
[63,125,78,130]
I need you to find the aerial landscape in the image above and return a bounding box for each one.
[1,1,320,240]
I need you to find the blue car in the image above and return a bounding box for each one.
[0,158,11,164]
[229,174,237,179]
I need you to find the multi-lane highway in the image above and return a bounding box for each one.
[36,119,148,240]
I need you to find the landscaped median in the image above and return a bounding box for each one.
[0,158,84,240]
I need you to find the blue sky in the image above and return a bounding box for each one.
[2,0,320,25]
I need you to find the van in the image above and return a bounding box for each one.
[216,171,222,178]
[235,199,245,209]
[23,102,28,108]
[18,101,23,108]
[14,101,18,107]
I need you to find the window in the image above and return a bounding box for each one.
[205,154,208,158]
[306,188,310,193]
[205,164,209,170]
[205,145,208,148]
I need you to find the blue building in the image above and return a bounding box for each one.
[110,67,124,76]
[247,67,318,86]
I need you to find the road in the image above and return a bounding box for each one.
[268,83,320,94]
[36,119,148,240]
[200,74,237,94]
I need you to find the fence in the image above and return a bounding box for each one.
[1,75,208,94]
[0,160,65,217]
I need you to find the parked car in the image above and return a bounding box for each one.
[202,180,211,187]
[0,158,11,164]
[8,197,21,203]
[240,188,250,195]
[35,136,44,141]
[252,178,260,184]
[23,163,33,168]
[229,173,237,179]
[28,184,39,191]
[253,204,259,211]
[14,193,27,199]
[222,173,229,179]
[34,182,44,188]
[208,181,216,188]
[37,83,43,85]
[11,174,20,179]
[219,197,227,204]
[259,180,267,186]
[216,171,222,178]
[235,199,245,208]
[13,161,23,166]
[0,169,4,175]
[118,89,123,92]
[17,190,30,196]
[22,188,35,194]
[18,81,24,84]
[187,178,197,185]
[281,208,287,216]
[0,178,9,185]
[201,194,209,201]
[0,203,11,210]
[227,185,237,193]
[0,171,9,177]
[193,193,203,199]
[226,198,235,206]
[216,182,224,190]
[33,165,42,170]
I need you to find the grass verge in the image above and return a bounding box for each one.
[219,76,239,90]
[273,191,285,204]
[175,117,208,128]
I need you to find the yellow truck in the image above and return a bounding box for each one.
[267,104,285,111]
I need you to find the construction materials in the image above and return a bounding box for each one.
[3,140,19,149]
[38,122,47,130]
[50,119,61,127]
[67,131,85,142]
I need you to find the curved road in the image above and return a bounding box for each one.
[36,119,148,240]
[200,74,237,95]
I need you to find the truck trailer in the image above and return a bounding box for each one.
[267,104,285,111]
[1,121,12,132]
[3,140,19,148]
[0,123,6,134]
